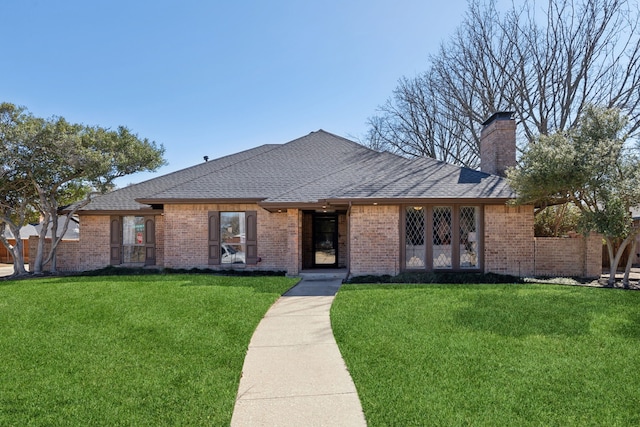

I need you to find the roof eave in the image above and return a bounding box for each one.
[257,201,332,212]
[323,197,515,206]
[135,197,266,205]
[259,196,516,211]
[73,208,162,216]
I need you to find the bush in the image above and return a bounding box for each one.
[535,203,581,237]
[346,271,523,284]
[80,266,286,277]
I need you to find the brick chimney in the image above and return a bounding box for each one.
[480,111,516,177]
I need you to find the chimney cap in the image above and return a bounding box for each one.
[482,111,515,126]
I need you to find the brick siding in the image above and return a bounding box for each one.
[484,205,535,276]
[31,214,164,273]
[534,233,602,278]
[28,214,111,272]
[285,209,301,275]
[47,202,603,279]
[28,236,80,272]
[349,205,400,276]
[480,114,516,176]
[155,214,165,267]
[164,203,289,272]
[77,215,111,270]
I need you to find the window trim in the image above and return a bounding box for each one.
[401,204,483,272]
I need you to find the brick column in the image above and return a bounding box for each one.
[584,232,603,278]
[286,209,301,276]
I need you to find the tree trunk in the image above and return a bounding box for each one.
[10,238,28,275]
[552,204,567,237]
[606,237,618,286]
[49,208,58,273]
[32,212,50,275]
[606,234,636,286]
[623,238,637,288]
[0,223,28,276]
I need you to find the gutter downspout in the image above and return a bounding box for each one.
[345,201,352,281]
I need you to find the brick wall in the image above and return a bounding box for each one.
[78,215,111,270]
[31,214,167,273]
[534,233,602,278]
[29,214,111,272]
[259,208,289,271]
[285,209,301,275]
[28,237,80,272]
[163,204,289,272]
[484,205,535,276]
[48,203,603,279]
[155,214,165,267]
[350,205,400,276]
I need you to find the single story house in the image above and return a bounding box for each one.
[50,112,601,278]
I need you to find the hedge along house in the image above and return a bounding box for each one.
[50,112,600,278]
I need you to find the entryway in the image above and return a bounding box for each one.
[302,211,347,270]
[313,213,338,268]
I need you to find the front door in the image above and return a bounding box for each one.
[313,214,338,268]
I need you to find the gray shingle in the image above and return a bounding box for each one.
[79,130,514,212]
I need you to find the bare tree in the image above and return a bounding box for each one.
[367,0,640,166]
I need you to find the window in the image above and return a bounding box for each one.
[460,206,479,269]
[122,216,145,263]
[110,215,156,266]
[405,207,425,268]
[433,207,452,268]
[208,211,257,265]
[220,212,246,264]
[403,205,481,271]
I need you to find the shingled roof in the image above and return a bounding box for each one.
[79,130,514,213]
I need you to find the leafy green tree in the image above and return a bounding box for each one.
[0,102,166,275]
[534,204,581,237]
[0,104,39,275]
[508,105,640,286]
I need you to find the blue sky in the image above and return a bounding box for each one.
[3,0,479,186]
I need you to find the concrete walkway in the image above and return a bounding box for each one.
[230,278,367,426]
[0,264,14,277]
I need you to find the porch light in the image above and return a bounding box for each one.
[414,206,423,210]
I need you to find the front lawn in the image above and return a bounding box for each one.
[0,274,296,426]
[331,284,640,426]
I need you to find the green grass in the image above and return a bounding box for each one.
[0,274,297,426]
[331,284,640,426]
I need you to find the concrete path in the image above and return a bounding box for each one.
[0,264,14,277]
[230,279,367,426]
